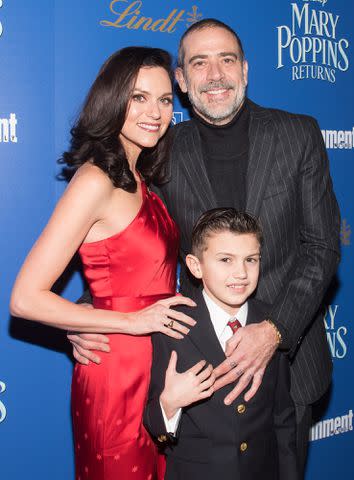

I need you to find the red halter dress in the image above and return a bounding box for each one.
[72,181,179,480]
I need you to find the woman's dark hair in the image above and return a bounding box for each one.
[60,47,173,191]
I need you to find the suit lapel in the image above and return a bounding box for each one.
[187,289,226,367]
[245,102,276,216]
[178,121,217,211]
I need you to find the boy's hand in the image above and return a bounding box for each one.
[160,351,215,419]
[213,321,278,404]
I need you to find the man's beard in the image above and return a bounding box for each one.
[187,79,246,125]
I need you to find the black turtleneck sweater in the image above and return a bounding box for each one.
[195,99,250,210]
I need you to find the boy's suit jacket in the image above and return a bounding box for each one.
[144,289,299,480]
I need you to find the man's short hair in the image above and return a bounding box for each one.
[178,18,245,68]
[191,208,263,257]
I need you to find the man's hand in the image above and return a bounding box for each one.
[68,332,110,365]
[213,321,278,404]
[68,303,110,365]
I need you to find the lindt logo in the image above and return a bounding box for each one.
[100,1,203,34]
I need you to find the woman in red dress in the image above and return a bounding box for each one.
[10,47,196,479]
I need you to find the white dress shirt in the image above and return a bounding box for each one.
[160,290,248,434]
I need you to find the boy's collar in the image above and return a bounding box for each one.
[202,289,248,330]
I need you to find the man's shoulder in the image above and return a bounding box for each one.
[269,107,318,131]
[172,118,194,130]
[171,118,196,141]
[249,99,318,130]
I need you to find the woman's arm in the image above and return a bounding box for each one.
[10,165,129,332]
[10,165,196,335]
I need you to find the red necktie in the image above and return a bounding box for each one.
[227,318,242,333]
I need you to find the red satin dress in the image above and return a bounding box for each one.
[72,181,179,480]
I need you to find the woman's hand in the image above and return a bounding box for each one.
[126,295,197,339]
[160,351,215,419]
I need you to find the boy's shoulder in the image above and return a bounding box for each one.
[170,294,272,322]
[151,293,203,350]
[170,289,205,317]
[170,302,199,317]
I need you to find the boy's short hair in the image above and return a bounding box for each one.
[191,208,263,257]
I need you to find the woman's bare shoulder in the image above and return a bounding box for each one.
[67,162,114,199]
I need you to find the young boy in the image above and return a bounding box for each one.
[144,208,299,480]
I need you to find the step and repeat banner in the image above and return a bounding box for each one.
[1,1,353,478]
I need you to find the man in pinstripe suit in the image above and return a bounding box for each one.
[157,19,340,475]
[69,18,340,476]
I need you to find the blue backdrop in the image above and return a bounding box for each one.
[1,1,353,478]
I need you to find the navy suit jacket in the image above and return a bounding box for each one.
[144,290,299,480]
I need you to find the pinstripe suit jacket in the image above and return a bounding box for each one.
[155,99,340,405]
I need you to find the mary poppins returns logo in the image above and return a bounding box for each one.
[277,1,350,83]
